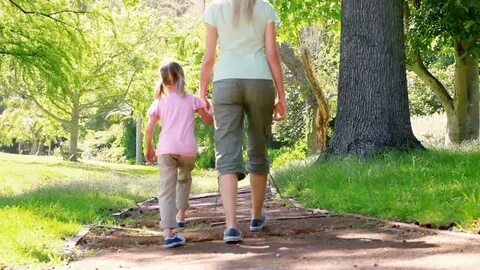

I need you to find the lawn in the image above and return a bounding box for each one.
[0,153,219,268]
[275,150,480,232]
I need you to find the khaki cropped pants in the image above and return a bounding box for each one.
[157,154,196,229]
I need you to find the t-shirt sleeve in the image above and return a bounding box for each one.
[265,2,281,27]
[202,3,218,27]
[147,99,160,121]
[192,96,206,111]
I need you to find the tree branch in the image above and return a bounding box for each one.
[26,93,71,124]
[409,52,454,113]
[8,0,84,30]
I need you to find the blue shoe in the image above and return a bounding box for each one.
[223,228,242,243]
[164,233,186,248]
[249,215,266,232]
[177,221,186,231]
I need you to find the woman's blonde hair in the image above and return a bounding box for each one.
[154,61,186,99]
[232,0,257,28]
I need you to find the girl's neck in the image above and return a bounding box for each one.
[163,84,178,94]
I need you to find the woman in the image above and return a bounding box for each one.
[199,0,287,243]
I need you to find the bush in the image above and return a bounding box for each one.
[80,124,127,163]
[270,140,308,169]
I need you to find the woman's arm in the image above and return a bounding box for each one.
[144,116,157,164]
[199,25,218,109]
[265,22,287,121]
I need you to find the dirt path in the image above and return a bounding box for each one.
[63,188,480,270]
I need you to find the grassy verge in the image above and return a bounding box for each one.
[275,150,480,232]
[0,153,219,268]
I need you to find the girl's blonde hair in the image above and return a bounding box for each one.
[232,0,256,28]
[154,61,186,99]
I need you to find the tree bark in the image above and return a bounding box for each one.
[279,43,325,154]
[447,45,479,143]
[30,140,38,155]
[69,109,79,161]
[135,116,143,165]
[300,48,331,154]
[329,0,421,156]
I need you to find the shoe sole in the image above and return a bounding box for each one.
[223,236,242,243]
[249,220,266,232]
[165,240,186,248]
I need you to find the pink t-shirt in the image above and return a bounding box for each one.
[147,92,205,157]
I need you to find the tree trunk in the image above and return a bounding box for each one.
[300,48,331,154]
[329,0,421,156]
[279,43,323,154]
[69,110,79,161]
[30,140,38,155]
[18,139,24,154]
[447,48,479,143]
[135,116,143,165]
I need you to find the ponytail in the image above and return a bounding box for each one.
[154,61,187,99]
[154,80,164,99]
[233,0,256,28]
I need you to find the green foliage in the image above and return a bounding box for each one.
[0,96,64,147]
[274,0,340,43]
[80,124,127,163]
[407,70,448,116]
[275,150,480,232]
[121,117,137,161]
[270,140,308,169]
[0,0,86,92]
[410,0,480,53]
[272,84,308,146]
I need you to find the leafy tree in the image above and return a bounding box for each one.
[275,0,340,153]
[0,96,64,153]
[405,0,480,143]
[328,0,421,156]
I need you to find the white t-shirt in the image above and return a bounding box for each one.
[203,0,280,82]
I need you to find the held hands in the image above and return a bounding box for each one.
[273,99,287,121]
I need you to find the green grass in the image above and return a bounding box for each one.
[275,150,480,232]
[0,153,219,268]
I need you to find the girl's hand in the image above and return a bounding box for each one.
[145,146,156,164]
[273,99,287,121]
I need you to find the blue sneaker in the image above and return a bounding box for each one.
[223,228,242,243]
[164,233,186,248]
[177,221,186,231]
[249,215,266,232]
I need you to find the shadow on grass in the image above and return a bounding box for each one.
[0,179,148,224]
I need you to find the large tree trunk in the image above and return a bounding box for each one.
[329,0,421,156]
[30,140,38,155]
[69,109,79,161]
[447,46,479,143]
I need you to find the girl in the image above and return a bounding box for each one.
[200,0,287,243]
[145,61,213,248]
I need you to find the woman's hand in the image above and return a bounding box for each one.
[273,99,287,121]
[200,95,212,112]
[145,146,156,164]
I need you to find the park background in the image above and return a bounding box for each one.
[0,0,479,268]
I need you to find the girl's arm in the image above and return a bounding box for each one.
[199,25,218,109]
[265,22,287,121]
[197,107,214,125]
[144,116,157,164]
